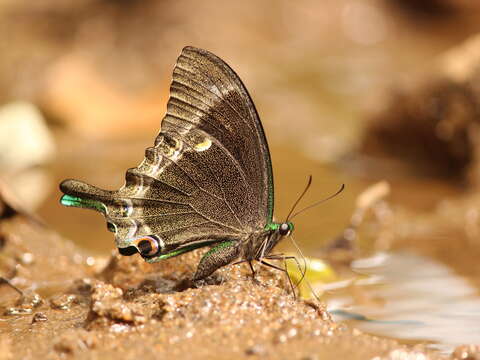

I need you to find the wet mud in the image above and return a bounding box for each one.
[0,195,474,360]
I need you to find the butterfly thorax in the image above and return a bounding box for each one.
[240,221,294,262]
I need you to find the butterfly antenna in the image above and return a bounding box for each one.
[0,277,24,297]
[290,183,345,221]
[286,175,313,221]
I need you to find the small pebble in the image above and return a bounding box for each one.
[32,312,48,323]
[28,293,43,308]
[86,257,96,266]
[4,292,43,315]
[4,307,32,315]
[245,344,267,356]
[19,253,34,265]
[50,294,77,310]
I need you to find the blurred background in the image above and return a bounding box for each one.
[3,0,480,351]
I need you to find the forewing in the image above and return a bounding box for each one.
[164,46,274,225]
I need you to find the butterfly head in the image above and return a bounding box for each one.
[255,221,294,259]
[265,221,294,237]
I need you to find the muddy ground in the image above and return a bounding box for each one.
[0,209,458,360]
[3,176,480,360]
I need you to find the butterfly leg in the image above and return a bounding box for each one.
[193,241,239,281]
[265,254,321,301]
[248,261,256,278]
[260,260,297,299]
[248,261,265,286]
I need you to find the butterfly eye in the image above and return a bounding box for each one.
[279,223,290,236]
[134,236,160,257]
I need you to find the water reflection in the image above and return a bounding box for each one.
[328,252,480,353]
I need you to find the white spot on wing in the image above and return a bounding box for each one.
[194,138,212,152]
[127,219,138,238]
[156,236,165,250]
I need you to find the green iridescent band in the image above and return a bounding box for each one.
[60,194,107,214]
[264,223,280,231]
[264,222,294,231]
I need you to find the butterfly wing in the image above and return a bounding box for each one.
[60,46,274,258]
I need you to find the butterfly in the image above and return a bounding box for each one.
[60,46,296,281]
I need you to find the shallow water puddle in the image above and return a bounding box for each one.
[326,252,480,353]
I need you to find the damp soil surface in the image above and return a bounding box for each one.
[3,132,480,360]
[0,212,454,360]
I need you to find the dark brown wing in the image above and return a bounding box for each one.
[60,46,274,256]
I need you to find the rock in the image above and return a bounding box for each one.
[49,294,78,310]
[361,34,480,183]
[31,312,48,323]
[88,281,148,325]
[0,102,55,171]
[0,102,55,210]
